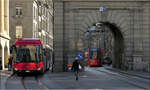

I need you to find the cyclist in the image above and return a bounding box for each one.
[72,57,80,80]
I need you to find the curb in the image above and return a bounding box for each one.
[105,67,150,80]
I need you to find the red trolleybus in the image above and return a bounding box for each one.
[88,48,102,67]
[10,38,52,74]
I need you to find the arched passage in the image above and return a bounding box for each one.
[82,21,124,69]
[102,21,124,69]
[75,10,129,69]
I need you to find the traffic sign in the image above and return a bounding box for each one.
[77,54,84,60]
[99,7,106,11]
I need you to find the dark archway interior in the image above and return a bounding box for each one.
[101,21,124,69]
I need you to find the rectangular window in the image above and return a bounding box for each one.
[16,25,23,38]
[34,7,36,19]
[38,6,42,15]
[16,7,22,16]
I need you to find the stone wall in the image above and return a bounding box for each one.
[53,2,64,72]
[53,0,150,72]
[9,0,33,46]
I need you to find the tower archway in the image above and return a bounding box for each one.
[82,21,124,68]
[102,22,124,68]
[77,10,129,69]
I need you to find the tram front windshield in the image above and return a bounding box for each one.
[15,45,41,63]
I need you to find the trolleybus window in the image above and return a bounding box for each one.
[15,45,42,63]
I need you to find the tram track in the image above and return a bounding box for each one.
[6,73,15,79]
[86,67,149,89]
[20,75,49,90]
[95,69,148,89]
[35,76,49,90]
[21,76,28,90]
[5,73,16,89]
[5,73,49,90]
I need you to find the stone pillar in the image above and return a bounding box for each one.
[53,1,64,72]
[1,0,4,33]
[0,0,1,32]
[6,0,9,35]
[142,4,150,72]
[4,0,7,32]
[132,8,144,71]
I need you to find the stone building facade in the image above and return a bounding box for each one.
[0,0,10,70]
[9,0,53,50]
[53,0,150,72]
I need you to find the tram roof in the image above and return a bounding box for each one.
[14,38,42,45]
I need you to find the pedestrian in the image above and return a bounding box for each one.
[8,54,13,71]
[72,57,80,80]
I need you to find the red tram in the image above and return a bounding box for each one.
[10,38,52,74]
[88,48,102,67]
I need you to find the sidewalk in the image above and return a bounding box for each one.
[0,69,11,90]
[0,69,12,77]
[104,65,150,80]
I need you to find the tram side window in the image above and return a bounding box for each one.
[36,45,42,62]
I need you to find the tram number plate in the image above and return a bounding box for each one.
[25,71,30,72]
